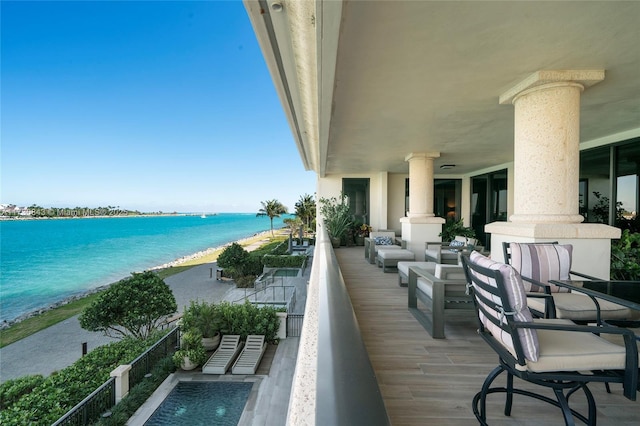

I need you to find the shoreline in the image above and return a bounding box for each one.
[0,229,279,330]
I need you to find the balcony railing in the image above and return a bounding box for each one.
[51,377,115,426]
[129,327,179,388]
[287,224,390,425]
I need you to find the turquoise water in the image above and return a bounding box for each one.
[144,381,252,426]
[0,214,286,324]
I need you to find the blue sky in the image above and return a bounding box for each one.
[1,0,316,213]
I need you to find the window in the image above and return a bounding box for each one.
[580,138,639,231]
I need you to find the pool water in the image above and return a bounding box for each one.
[144,381,252,426]
[272,268,300,277]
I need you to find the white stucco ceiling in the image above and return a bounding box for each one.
[246,0,640,176]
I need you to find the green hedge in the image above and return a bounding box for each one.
[0,331,169,426]
[262,255,307,268]
[217,302,280,343]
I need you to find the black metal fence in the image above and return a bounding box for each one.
[51,378,116,426]
[52,327,179,426]
[129,327,179,387]
[287,313,304,337]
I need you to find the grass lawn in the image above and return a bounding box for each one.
[0,232,290,348]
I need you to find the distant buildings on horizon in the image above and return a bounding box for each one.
[0,204,174,218]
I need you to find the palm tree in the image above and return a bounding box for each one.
[256,199,288,236]
[295,194,316,231]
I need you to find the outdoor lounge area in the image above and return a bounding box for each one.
[331,245,640,425]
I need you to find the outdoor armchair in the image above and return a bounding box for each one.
[503,242,635,322]
[425,236,481,264]
[461,251,638,425]
[365,231,403,264]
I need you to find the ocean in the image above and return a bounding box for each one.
[0,214,287,324]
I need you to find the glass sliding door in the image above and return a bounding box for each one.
[342,178,369,225]
[471,169,508,247]
[405,178,462,221]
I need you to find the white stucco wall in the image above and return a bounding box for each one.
[317,173,391,232]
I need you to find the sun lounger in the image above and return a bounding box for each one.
[231,335,267,375]
[202,335,243,374]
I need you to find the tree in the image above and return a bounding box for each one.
[283,216,303,234]
[79,271,177,339]
[217,242,250,277]
[256,199,288,236]
[295,194,316,231]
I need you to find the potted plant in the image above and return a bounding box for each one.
[181,300,222,351]
[319,194,353,247]
[173,329,207,370]
[354,223,372,246]
[439,218,476,243]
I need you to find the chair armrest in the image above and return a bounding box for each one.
[569,270,603,281]
[395,237,406,248]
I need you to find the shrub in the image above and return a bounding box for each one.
[217,301,279,343]
[172,329,207,368]
[0,375,45,410]
[234,275,257,288]
[79,271,177,339]
[180,300,221,338]
[0,332,168,425]
[217,243,250,277]
[611,230,640,280]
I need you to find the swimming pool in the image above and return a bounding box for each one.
[143,381,252,426]
[272,268,301,277]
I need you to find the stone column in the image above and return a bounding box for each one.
[405,152,439,218]
[401,152,445,258]
[487,70,619,278]
[500,71,606,223]
[276,311,287,339]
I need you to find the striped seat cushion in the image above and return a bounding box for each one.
[469,251,539,362]
[509,243,572,293]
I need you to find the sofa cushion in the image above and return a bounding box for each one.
[469,251,539,361]
[509,243,572,293]
[378,248,415,260]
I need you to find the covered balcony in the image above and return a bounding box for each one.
[244,1,640,423]
[295,230,639,425]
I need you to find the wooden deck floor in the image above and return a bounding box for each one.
[335,246,640,426]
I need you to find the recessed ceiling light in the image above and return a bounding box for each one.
[271,2,283,12]
[440,164,456,170]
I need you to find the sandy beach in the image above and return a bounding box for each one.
[0,229,288,383]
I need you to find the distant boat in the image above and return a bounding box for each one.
[201,213,206,218]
